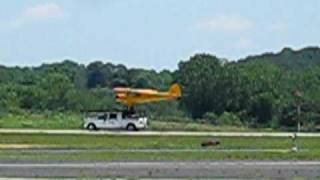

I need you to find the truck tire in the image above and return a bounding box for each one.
[87,123,97,131]
[126,124,137,131]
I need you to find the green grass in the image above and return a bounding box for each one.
[149,121,253,132]
[0,113,82,129]
[0,133,319,161]
[0,133,309,149]
[0,113,273,132]
[1,150,320,162]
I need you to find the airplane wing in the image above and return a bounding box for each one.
[127,89,160,95]
[114,88,160,95]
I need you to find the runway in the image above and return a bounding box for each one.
[0,129,320,137]
[0,161,319,178]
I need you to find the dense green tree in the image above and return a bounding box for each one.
[87,61,108,88]
[177,53,223,118]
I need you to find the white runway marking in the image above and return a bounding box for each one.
[5,148,302,153]
[1,161,320,167]
[0,129,319,137]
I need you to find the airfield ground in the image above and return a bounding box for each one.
[0,131,320,178]
[0,132,320,161]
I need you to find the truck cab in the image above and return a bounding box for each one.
[83,111,147,131]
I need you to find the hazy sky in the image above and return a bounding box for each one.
[0,0,319,70]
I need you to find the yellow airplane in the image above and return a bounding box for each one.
[113,83,182,108]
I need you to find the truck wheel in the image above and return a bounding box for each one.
[87,123,97,131]
[126,124,137,131]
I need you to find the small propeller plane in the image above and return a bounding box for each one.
[113,83,182,109]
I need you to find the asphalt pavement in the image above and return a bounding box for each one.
[0,161,319,179]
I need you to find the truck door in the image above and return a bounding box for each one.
[108,113,120,129]
[97,113,108,128]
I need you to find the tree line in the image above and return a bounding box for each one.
[1,47,320,129]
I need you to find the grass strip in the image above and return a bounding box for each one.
[0,150,320,161]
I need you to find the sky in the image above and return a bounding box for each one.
[0,0,319,70]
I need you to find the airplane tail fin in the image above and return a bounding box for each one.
[169,83,182,98]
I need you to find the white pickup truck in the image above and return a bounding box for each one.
[83,111,147,131]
